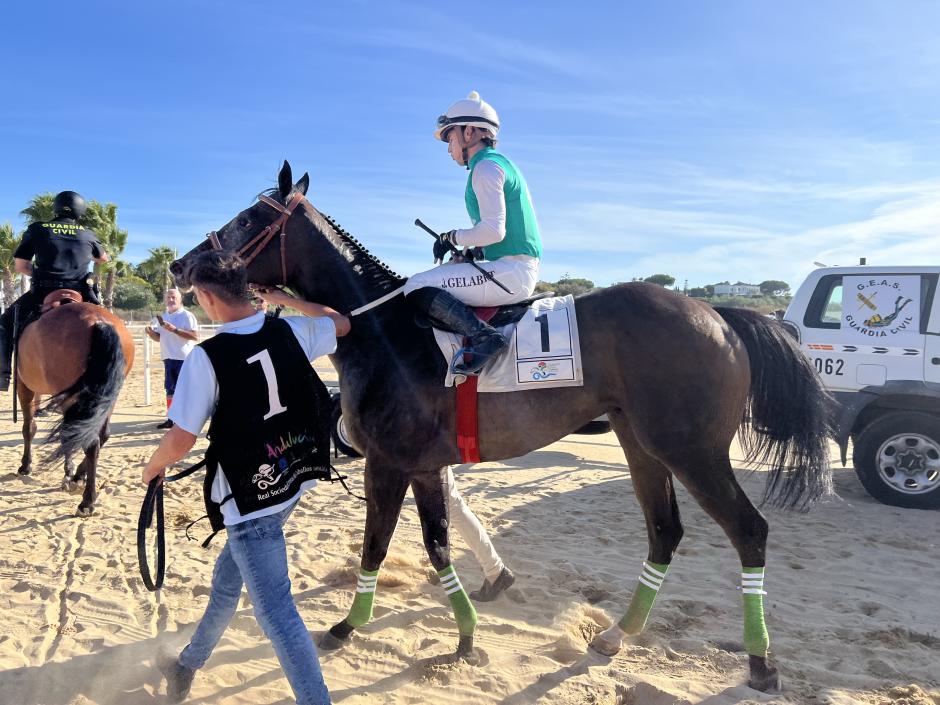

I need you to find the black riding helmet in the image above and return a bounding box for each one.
[53,191,87,219]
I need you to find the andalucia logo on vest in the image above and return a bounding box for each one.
[842,276,919,339]
[251,431,316,498]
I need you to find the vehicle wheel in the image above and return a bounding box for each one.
[331,398,362,458]
[852,412,940,509]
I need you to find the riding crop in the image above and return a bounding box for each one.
[414,218,514,296]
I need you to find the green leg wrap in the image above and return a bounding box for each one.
[618,561,669,634]
[742,566,770,657]
[346,568,379,628]
[439,565,477,636]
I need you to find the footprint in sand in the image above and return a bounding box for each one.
[615,682,692,705]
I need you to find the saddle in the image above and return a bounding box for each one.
[414,291,556,331]
[39,289,83,315]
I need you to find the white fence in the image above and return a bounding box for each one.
[125,324,221,407]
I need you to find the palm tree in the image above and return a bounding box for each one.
[139,246,177,298]
[83,201,129,310]
[20,193,56,224]
[0,223,22,309]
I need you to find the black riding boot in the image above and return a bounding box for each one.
[0,316,12,392]
[406,287,508,376]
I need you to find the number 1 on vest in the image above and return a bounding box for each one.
[247,349,288,420]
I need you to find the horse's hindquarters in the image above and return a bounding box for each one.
[17,304,133,395]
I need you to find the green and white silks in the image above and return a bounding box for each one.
[618,560,669,634]
[439,564,477,636]
[346,568,379,628]
[742,566,770,657]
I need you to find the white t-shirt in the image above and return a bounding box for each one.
[455,159,506,248]
[169,312,338,526]
[153,308,199,360]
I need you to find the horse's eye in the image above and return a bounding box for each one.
[238,217,251,228]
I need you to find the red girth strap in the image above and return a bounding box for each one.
[455,306,499,463]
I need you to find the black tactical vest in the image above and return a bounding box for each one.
[199,317,333,531]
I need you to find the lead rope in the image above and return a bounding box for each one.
[137,459,364,591]
[137,459,206,591]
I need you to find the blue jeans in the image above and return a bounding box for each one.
[179,504,331,704]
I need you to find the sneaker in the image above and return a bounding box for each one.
[469,566,515,602]
[157,419,174,430]
[156,653,195,703]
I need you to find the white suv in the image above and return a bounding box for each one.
[784,266,940,509]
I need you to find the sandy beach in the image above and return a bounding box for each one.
[0,334,938,705]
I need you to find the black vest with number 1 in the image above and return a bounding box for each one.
[200,317,332,531]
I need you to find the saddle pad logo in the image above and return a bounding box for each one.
[518,358,575,384]
[842,276,920,340]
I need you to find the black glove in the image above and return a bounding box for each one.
[465,247,485,262]
[432,230,459,263]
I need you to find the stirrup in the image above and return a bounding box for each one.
[449,346,498,376]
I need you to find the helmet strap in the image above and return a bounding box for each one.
[457,127,484,170]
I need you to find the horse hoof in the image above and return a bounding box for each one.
[748,656,781,693]
[589,624,625,657]
[319,620,355,651]
[62,480,84,494]
[455,635,474,659]
[319,632,348,651]
[75,505,95,518]
[17,467,30,476]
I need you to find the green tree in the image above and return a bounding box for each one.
[113,278,157,310]
[643,273,676,287]
[759,279,790,296]
[0,223,22,307]
[137,246,177,298]
[535,275,596,297]
[84,201,129,309]
[20,193,56,224]
[689,286,708,298]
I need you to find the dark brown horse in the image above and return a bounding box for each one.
[172,162,832,692]
[15,291,135,516]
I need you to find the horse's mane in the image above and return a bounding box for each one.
[260,188,405,295]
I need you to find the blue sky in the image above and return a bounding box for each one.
[2,1,938,289]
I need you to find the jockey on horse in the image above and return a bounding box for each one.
[0,190,108,391]
[404,91,543,375]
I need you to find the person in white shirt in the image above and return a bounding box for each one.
[146,288,199,429]
[142,250,349,704]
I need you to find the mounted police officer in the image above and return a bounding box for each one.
[405,91,543,375]
[0,191,108,391]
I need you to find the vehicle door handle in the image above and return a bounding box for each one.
[933,357,940,365]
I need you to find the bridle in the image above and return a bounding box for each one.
[205,191,306,286]
[202,189,407,317]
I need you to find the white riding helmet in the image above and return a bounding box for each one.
[434,91,500,141]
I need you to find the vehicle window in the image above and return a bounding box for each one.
[821,284,843,324]
[804,275,843,330]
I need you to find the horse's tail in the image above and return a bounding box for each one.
[44,321,126,465]
[715,307,834,510]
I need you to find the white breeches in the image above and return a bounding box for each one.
[445,466,504,581]
[404,257,540,307]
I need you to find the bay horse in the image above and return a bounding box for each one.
[171,162,832,692]
[15,291,135,516]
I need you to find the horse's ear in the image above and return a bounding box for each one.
[296,172,309,196]
[278,161,293,199]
